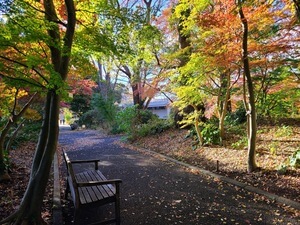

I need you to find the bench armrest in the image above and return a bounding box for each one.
[77,179,122,187]
[70,159,100,170]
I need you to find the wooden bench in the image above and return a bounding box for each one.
[63,150,122,225]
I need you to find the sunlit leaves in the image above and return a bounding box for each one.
[173,0,211,35]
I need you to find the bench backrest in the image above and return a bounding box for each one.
[62,150,81,208]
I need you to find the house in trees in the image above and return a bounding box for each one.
[146,98,171,119]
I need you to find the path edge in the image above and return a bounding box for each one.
[137,147,300,210]
[53,152,62,225]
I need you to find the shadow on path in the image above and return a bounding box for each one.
[58,129,299,225]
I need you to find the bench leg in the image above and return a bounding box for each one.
[73,208,80,225]
[115,187,121,225]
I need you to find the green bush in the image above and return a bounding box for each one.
[137,118,173,137]
[289,149,300,169]
[231,136,248,149]
[78,109,104,129]
[92,93,118,126]
[14,120,42,145]
[201,122,220,145]
[114,105,139,134]
[113,106,172,140]
[226,105,247,125]
[274,125,293,138]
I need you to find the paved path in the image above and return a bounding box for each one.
[59,128,299,225]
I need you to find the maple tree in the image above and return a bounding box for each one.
[165,0,300,171]
[0,0,76,223]
[237,0,258,172]
[69,79,97,116]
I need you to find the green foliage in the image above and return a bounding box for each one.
[276,149,299,174]
[70,94,92,116]
[13,120,42,145]
[172,0,210,34]
[137,118,173,137]
[289,149,300,169]
[226,104,247,125]
[254,66,300,119]
[2,149,10,173]
[78,109,103,129]
[201,121,220,145]
[277,164,288,175]
[63,108,73,125]
[274,125,293,138]
[231,136,248,150]
[113,105,162,140]
[268,142,278,155]
[92,93,118,127]
[114,105,139,134]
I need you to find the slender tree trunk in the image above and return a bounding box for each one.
[5,119,25,152]
[238,0,258,173]
[193,107,204,146]
[218,71,231,143]
[0,93,36,181]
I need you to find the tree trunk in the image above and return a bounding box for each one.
[238,0,258,173]
[5,119,25,152]
[0,91,60,224]
[0,93,36,181]
[131,82,144,108]
[218,71,231,143]
[0,0,76,223]
[193,106,204,146]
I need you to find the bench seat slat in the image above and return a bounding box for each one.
[86,170,116,198]
[63,150,121,225]
[75,170,116,204]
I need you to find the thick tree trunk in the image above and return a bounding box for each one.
[131,83,144,108]
[0,0,75,223]
[238,1,258,173]
[0,91,60,225]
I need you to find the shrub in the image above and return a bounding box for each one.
[14,120,42,145]
[201,122,220,145]
[274,125,293,138]
[114,105,138,134]
[113,106,172,140]
[231,136,248,149]
[289,149,300,169]
[137,118,173,137]
[78,109,103,129]
[226,106,247,125]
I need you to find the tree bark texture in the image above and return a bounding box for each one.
[238,1,258,173]
[0,0,76,224]
[218,71,231,143]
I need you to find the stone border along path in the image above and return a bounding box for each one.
[137,148,300,211]
[53,128,300,225]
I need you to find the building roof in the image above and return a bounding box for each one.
[147,98,170,108]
